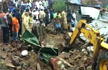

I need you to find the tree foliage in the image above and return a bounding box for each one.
[53,0,66,12]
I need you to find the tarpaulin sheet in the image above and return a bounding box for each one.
[21,30,40,47]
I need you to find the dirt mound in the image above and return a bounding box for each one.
[0,28,93,70]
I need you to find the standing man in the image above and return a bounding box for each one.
[61,10,68,30]
[49,0,53,9]
[67,10,75,31]
[43,0,49,9]
[39,9,46,20]
[0,11,9,44]
[12,14,19,44]
[15,9,22,37]
[22,10,30,35]
[7,11,13,38]
[45,10,51,26]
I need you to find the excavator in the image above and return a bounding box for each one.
[69,16,108,70]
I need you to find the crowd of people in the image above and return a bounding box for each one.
[0,0,77,46]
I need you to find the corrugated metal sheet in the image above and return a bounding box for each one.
[69,0,81,4]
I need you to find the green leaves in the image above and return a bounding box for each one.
[53,0,66,12]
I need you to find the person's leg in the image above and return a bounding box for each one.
[13,32,15,41]
[56,28,59,34]
[14,32,18,42]
[5,27,9,44]
[19,23,22,37]
[2,27,9,44]
[50,3,53,9]
[10,25,13,37]
[69,22,72,31]
[9,24,13,37]
[2,27,5,43]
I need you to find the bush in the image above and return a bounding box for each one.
[53,0,66,12]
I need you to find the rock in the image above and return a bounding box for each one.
[67,67,75,70]
[87,66,92,70]
[0,52,7,60]
[22,62,30,69]
[3,47,10,52]
[36,63,41,70]
[6,63,15,68]
[12,56,21,66]
[16,66,22,70]
[86,46,94,52]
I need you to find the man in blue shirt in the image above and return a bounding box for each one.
[49,0,53,9]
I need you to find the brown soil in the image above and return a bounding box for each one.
[0,28,93,70]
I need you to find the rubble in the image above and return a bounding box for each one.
[0,19,104,70]
[12,56,22,66]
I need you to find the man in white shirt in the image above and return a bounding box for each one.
[27,1,32,8]
[35,1,39,9]
[39,4,44,10]
[39,0,43,5]
[32,9,39,20]
[43,0,48,9]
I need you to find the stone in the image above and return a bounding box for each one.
[22,62,30,69]
[6,63,15,68]
[67,67,75,70]
[3,47,10,52]
[12,56,21,66]
[16,66,22,70]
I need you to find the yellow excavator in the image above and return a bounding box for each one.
[69,16,108,70]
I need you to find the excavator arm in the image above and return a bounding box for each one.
[70,19,100,46]
[69,19,108,70]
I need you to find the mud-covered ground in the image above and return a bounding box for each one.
[0,26,93,70]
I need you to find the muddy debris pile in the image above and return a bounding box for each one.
[0,27,94,70]
[52,37,94,70]
[0,46,52,70]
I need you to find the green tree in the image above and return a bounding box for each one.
[53,0,66,12]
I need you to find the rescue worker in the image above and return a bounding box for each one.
[0,11,9,44]
[67,10,75,31]
[12,13,19,44]
[39,9,46,20]
[7,12,13,38]
[54,11,62,19]
[22,10,30,35]
[36,20,45,45]
[14,9,22,37]
[45,10,51,26]
[54,16,62,34]
[61,10,67,30]
[49,0,53,9]
[28,13,34,32]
